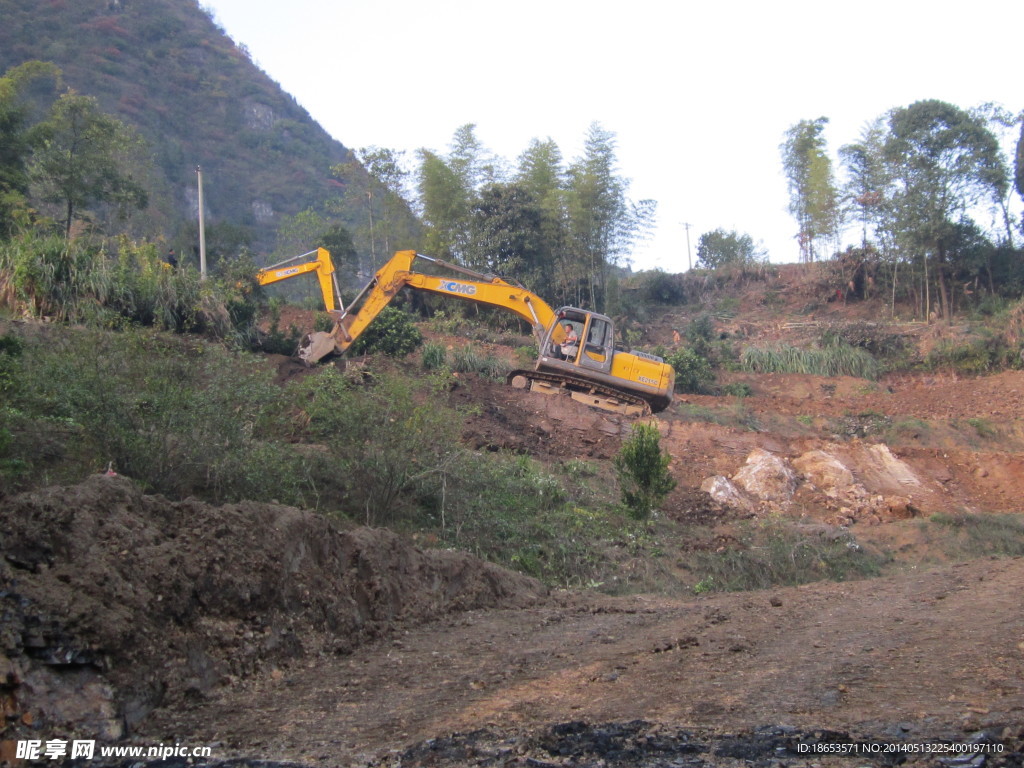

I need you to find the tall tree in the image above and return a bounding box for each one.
[882,99,1005,319]
[781,117,840,262]
[469,181,547,287]
[28,90,147,237]
[838,118,889,248]
[0,61,60,237]
[354,145,411,262]
[447,123,495,192]
[1017,119,1024,205]
[970,103,1018,248]
[516,138,568,298]
[565,122,654,309]
[416,148,472,261]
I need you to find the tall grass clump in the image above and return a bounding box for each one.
[451,344,510,379]
[421,341,448,370]
[740,340,880,379]
[0,233,254,340]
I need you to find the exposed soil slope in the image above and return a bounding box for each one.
[0,476,543,748]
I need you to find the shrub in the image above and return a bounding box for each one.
[721,381,753,397]
[665,348,713,394]
[823,323,908,360]
[260,299,304,355]
[640,270,686,304]
[350,306,423,357]
[923,334,1021,374]
[435,452,620,589]
[290,367,462,525]
[928,512,1024,558]
[686,313,716,346]
[613,422,676,520]
[4,326,308,503]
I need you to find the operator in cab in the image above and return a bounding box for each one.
[561,322,579,360]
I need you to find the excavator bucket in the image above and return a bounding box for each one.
[297,331,340,366]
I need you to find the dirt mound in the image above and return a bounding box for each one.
[0,476,544,740]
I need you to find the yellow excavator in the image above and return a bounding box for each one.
[256,247,342,312]
[299,250,675,415]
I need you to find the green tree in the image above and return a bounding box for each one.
[516,138,571,301]
[696,228,765,269]
[782,117,840,262]
[516,139,568,289]
[838,118,889,249]
[565,122,655,310]
[882,99,1005,319]
[28,90,148,237]
[613,421,676,519]
[469,181,547,287]
[352,145,413,262]
[321,223,358,277]
[417,147,472,261]
[970,103,1019,248]
[0,61,60,237]
[1016,119,1024,205]
[274,207,328,259]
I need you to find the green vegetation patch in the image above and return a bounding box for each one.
[740,341,881,379]
[926,512,1024,559]
[692,517,887,592]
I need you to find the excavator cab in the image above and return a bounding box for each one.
[540,308,614,373]
[527,306,673,414]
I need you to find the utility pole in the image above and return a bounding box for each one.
[682,222,693,271]
[196,166,207,279]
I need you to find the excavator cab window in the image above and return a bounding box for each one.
[578,316,613,372]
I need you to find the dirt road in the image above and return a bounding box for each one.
[144,556,1024,766]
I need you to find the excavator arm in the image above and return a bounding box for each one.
[256,248,341,312]
[300,250,557,364]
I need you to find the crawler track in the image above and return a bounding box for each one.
[506,368,654,416]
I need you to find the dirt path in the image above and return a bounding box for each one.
[146,556,1024,766]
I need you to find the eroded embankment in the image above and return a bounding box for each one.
[0,475,544,743]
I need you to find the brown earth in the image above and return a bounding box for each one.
[4,300,1024,766]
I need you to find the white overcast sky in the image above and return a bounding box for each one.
[201,0,1021,272]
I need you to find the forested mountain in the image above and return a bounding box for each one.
[0,0,416,262]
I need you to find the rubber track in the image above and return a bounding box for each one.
[505,369,653,416]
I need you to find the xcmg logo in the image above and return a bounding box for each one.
[439,281,477,296]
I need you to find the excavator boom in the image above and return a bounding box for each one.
[329,250,554,351]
